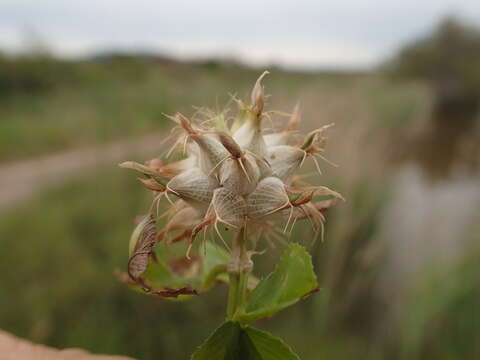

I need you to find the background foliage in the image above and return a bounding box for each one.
[1,18,479,359]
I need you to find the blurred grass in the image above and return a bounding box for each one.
[0,168,229,359]
[0,164,387,360]
[400,225,480,360]
[0,55,361,161]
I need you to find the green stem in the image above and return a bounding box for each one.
[226,227,250,320]
[227,271,240,318]
[236,268,249,315]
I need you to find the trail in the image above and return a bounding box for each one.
[0,329,135,360]
[0,133,166,211]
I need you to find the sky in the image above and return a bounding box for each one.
[1,0,479,70]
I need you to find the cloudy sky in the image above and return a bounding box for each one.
[1,0,479,69]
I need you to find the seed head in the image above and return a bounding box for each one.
[121,72,343,281]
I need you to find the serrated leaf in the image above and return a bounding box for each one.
[245,326,300,360]
[239,243,318,322]
[192,321,300,360]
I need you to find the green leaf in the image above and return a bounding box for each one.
[121,240,232,300]
[201,240,230,286]
[245,326,300,360]
[192,321,300,360]
[239,243,318,322]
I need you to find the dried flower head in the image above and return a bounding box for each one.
[120,71,343,297]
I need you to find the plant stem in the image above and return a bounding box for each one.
[236,267,249,315]
[227,271,240,319]
[226,227,250,320]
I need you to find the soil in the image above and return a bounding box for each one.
[0,133,167,211]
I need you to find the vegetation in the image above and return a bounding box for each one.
[117,72,347,358]
[392,17,480,101]
[0,54,348,161]
[390,17,480,178]
[1,37,478,359]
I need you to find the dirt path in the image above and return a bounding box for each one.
[0,329,135,360]
[0,133,166,211]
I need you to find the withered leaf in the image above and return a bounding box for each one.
[127,214,157,281]
[148,287,198,298]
